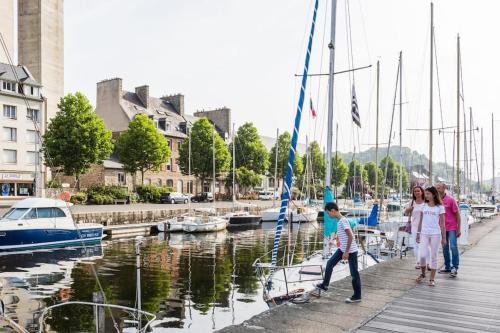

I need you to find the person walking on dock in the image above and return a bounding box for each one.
[416,186,446,286]
[436,182,461,277]
[405,186,428,269]
[315,202,361,303]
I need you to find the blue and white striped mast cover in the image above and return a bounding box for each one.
[271,0,319,268]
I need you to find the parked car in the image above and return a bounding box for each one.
[160,192,189,204]
[190,192,214,203]
[258,190,279,200]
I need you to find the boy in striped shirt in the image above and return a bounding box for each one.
[315,202,361,303]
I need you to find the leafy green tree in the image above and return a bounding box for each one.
[42,92,113,189]
[344,159,368,197]
[236,166,261,193]
[331,155,348,188]
[115,114,171,184]
[364,161,384,190]
[268,131,304,187]
[380,156,410,192]
[302,141,326,183]
[233,122,269,174]
[178,118,231,189]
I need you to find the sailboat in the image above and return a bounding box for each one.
[253,0,378,305]
[225,123,262,226]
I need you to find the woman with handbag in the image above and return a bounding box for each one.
[404,186,427,269]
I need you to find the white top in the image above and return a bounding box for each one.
[406,201,425,228]
[420,204,445,235]
[338,217,358,253]
[12,197,73,209]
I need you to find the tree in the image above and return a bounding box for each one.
[364,161,384,190]
[115,114,171,184]
[302,141,326,183]
[42,92,113,189]
[345,159,367,197]
[233,122,269,174]
[380,156,410,193]
[235,166,261,193]
[178,118,231,190]
[268,131,304,187]
[331,155,348,187]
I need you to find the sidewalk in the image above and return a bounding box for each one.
[218,216,500,333]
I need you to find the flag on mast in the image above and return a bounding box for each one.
[351,85,361,127]
[310,97,317,118]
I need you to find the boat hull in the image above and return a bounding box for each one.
[182,218,228,233]
[0,227,103,251]
[228,215,261,225]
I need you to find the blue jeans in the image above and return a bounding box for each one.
[322,249,361,299]
[443,230,459,270]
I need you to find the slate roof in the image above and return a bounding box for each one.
[0,62,41,87]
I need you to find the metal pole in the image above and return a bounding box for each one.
[493,113,496,202]
[325,0,338,188]
[451,130,456,195]
[375,60,380,203]
[188,126,192,213]
[213,127,216,202]
[273,128,279,207]
[464,112,467,196]
[135,238,142,331]
[469,107,473,195]
[456,35,461,198]
[429,2,434,184]
[232,122,236,210]
[335,123,338,202]
[399,51,403,215]
[481,127,484,200]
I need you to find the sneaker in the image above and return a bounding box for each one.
[450,267,458,278]
[313,282,328,292]
[438,268,451,274]
[345,296,361,303]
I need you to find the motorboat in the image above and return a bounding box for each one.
[0,198,103,251]
[182,216,228,233]
[157,217,185,232]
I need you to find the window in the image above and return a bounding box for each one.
[118,172,126,184]
[2,149,17,164]
[27,151,39,165]
[165,122,171,131]
[177,141,181,151]
[17,183,33,196]
[158,118,166,131]
[52,208,66,217]
[37,208,52,218]
[27,130,40,144]
[3,105,16,119]
[27,109,40,122]
[3,208,29,220]
[2,81,15,92]
[3,127,17,142]
[144,178,151,185]
[166,179,174,188]
[24,208,38,219]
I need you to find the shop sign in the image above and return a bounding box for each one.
[1,173,22,180]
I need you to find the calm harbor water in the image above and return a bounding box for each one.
[0,222,323,333]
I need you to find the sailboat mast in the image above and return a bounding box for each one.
[429,2,434,184]
[212,127,216,206]
[399,51,403,208]
[188,126,192,213]
[456,34,461,198]
[273,128,279,207]
[232,122,236,210]
[493,113,496,201]
[481,127,484,199]
[464,111,467,195]
[375,60,380,203]
[325,0,338,189]
[335,123,338,202]
[469,108,473,194]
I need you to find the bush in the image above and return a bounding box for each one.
[86,185,128,201]
[70,192,87,204]
[136,185,174,203]
[91,194,114,205]
[47,180,62,189]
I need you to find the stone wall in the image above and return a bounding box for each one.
[194,108,231,139]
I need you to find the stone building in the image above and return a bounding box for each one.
[18,0,65,121]
[194,108,231,141]
[0,62,45,199]
[94,78,195,192]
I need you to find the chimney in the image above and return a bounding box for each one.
[135,85,149,108]
[96,78,122,113]
[162,94,184,116]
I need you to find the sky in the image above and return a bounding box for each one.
[64,0,500,183]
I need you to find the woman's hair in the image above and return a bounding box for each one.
[412,185,425,201]
[425,186,443,205]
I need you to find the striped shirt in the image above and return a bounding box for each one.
[338,217,358,253]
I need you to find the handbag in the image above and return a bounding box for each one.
[404,200,414,234]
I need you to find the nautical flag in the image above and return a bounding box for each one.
[310,98,317,118]
[351,85,361,127]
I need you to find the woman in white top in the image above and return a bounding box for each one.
[404,186,427,269]
[416,186,447,286]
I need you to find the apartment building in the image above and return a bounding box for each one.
[0,62,45,198]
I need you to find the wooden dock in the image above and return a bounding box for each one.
[356,221,500,333]
[219,216,500,333]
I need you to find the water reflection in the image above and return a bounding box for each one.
[0,223,323,332]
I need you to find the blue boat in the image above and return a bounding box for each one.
[0,198,103,251]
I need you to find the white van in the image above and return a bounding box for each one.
[259,190,279,200]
